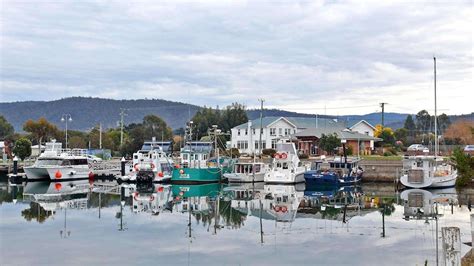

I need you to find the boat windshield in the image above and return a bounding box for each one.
[36,158,63,166]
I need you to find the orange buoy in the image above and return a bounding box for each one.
[55,170,62,179]
[158,172,164,177]
[54,183,62,191]
[157,186,164,192]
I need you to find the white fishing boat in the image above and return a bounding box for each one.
[264,142,307,184]
[24,140,92,181]
[224,161,267,183]
[119,140,174,183]
[400,58,457,189]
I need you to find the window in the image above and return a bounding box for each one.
[279,128,282,135]
[252,128,256,135]
[255,141,259,149]
[270,128,276,136]
[245,129,248,135]
[237,129,241,136]
[284,128,291,135]
[254,141,266,149]
[271,139,277,149]
[237,141,248,150]
[365,131,369,135]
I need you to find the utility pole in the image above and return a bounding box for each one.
[99,123,102,149]
[119,109,126,146]
[258,99,265,156]
[380,103,388,127]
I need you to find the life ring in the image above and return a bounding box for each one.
[134,163,139,171]
[281,153,288,159]
[273,206,281,211]
[274,153,280,159]
[281,206,288,212]
[149,195,155,201]
[133,192,139,201]
[150,163,155,170]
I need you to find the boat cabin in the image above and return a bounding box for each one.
[180,141,213,168]
[233,162,264,174]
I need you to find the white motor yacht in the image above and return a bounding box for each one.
[264,143,307,184]
[24,141,92,181]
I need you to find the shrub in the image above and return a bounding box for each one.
[299,153,309,159]
[262,149,276,157]
[226,148,240,158]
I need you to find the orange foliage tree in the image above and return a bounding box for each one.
[444,120,474,144]
[23,117,60,154]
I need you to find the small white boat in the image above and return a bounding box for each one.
[400,156,457,188]
[24,140,92,181]
[224,162,267,183]
[264,143,307,184]
[120,143,174,183]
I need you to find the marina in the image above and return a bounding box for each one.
[1,175,473,265]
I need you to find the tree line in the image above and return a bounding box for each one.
[0,102,248,160]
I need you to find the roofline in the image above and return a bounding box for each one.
[267,117,297,128]
[350,120,376,130]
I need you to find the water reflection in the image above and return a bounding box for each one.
[1,179,472,265]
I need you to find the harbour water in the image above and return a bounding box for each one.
[0,176,472,265]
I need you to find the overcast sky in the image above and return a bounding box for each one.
[1,0,472,115]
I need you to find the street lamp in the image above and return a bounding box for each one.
[61,114,72,149]
[341,139,347,163]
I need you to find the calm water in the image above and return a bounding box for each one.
[0,177,472,266]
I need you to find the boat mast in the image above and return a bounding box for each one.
[259,99,264,157]
[434,57,438,158]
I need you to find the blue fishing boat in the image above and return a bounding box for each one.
[304,158,364,188]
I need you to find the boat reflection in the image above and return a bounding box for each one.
[400,188,458,221]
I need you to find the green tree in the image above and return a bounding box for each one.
[23,117,60,154]
[404,115,416,136]
[0,116,14,138]
[142,115,173,141]
[13,137,32,160]
[191,106,221,139]
[451,148,474,187]
[394,128,408,144]
[437,113,451,134]
[319,134,340,155]
[220,103,248,133]
[415,110,431,133]
[68,136,87,149]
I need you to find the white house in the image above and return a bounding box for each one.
[231,116,346,155]
[349,120,376,137]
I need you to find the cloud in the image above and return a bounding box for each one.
[0,0,472,115]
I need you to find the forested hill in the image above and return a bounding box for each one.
[0,97,201,131]
[1,97,472,132]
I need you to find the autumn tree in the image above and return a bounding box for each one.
[444,120,474,145]
[23,117,60,154]
[374,124,395,145]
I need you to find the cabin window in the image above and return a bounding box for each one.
[254,164,261,173]
[61,160,71,166]
[134,155,138,159]
[283,162,288,169]
[277,162,282,168]
[270,128,276,136]
[283,195,289,202]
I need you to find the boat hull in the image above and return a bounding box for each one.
[224,172,265,183]
[264,171,305,184]
[24,167,51,181]
[46,167,90,181]
[400,172,457,189]
[171,168,222,183]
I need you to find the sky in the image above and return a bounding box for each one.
[0,0,473,115]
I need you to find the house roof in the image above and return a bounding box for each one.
[293,128,382,141]
[234,116,346,130]
[349,120,376,130]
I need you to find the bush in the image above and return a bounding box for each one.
[345,146,353,156]
[226,148,240,158]
[383,152,392,157]
[451,148,474,187]
[299,153,309,159]
[262,149,276,157]
[13,138,32,161]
